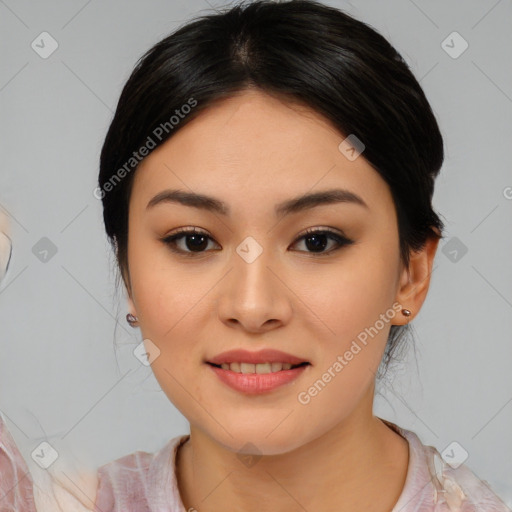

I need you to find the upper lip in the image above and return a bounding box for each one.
[207,349,309,366]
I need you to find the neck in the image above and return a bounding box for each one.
[176,398,409,512]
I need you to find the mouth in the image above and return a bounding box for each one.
[206,361,311,374]
[205,348,311,393]
[206,360,311,394]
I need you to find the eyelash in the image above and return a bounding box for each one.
[161,227,354,258]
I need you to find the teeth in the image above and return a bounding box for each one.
[240,362,255,374]
[218,362,296,373]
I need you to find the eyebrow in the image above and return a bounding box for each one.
[146,188,368,216]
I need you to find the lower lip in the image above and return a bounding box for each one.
[207,363,309,394]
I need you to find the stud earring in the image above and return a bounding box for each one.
[126,313,139,327]
[401,309,411,317]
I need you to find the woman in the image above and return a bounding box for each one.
[1,1,510,510]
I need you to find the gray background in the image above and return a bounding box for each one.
[1,0,511,506]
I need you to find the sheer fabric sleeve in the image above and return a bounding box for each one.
[0,414,37,512]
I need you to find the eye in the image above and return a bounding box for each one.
[161,227,219,257]
[161,226,354,257]
[290,227,354,255]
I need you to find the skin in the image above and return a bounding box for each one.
[124,88,439,512]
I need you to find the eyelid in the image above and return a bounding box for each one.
[296,226,350,241]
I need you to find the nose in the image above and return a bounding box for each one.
[216,243,293,334]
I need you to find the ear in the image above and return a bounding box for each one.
[127,293,137,317]
[120,265,138,318]
[392,233,440,325]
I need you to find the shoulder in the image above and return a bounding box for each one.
[0,414,37,511]
[31,467,99,512]
[391,422,511,512]
[1,412,189,512]
[433,456,511,512]
[93,447,155,511]
[0,413,97,512]
[94,434,189,512]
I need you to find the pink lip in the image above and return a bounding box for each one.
[207,348,309,366]
[207,363,309,394]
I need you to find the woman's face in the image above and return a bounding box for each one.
[126,89,415,454]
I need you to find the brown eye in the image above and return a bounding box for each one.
[162,228,219,256]
[161,227,354,258]
[291,228,354,255]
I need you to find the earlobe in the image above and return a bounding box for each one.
[126,294,139,327]
[123,267,140,326]
[393,235,440,325]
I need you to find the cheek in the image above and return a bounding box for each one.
[128,232,205,338]
[304,242,399,341]
[132,271,209,418]
[292,258,398,434]
[297,239,400,416]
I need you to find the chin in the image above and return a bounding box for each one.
[205,422,309,457]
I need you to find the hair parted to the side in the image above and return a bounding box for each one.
[98,0,445,382]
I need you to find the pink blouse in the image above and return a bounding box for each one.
[1,413,510,511]
[0,415,37,512]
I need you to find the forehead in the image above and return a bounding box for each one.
[131,89,392,216]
